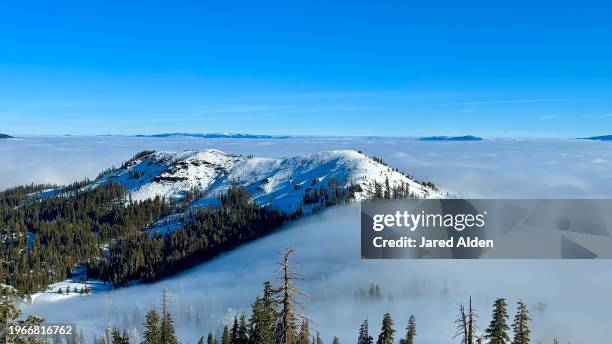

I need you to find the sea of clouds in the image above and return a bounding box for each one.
[4,136,612,343]
[2,136,612,198]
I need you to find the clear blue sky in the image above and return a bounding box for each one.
[1,0,611,137]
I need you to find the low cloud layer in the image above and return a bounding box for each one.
[21,205,612,343]
[2,137,612,198]
[6,137,612,343]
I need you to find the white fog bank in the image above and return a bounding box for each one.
[21,205,612,343]
[5,136,612,343]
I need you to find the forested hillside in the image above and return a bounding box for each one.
[0,183,173,293]
[0,150,438,294]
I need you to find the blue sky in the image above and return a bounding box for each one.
[0,0,611,137]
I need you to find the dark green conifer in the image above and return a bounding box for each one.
[249,282,278,344]
[357,319,373,344]
[207,331,216,344]
[484,298,510,344]
[159,290,178,344]
[399,314,416,344]
[143,310,161,344]
[221,325,231,344]
[237,313,249,344]
[298,319,310,344]
[376,313,395,344]
[511,300,530,344]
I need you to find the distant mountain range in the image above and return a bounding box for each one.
[134,132,290,139]
[418,135,483,141]
[0,133,14,139]
[580,135,612,141]
[132,133,487,141]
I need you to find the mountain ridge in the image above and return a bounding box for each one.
[89,149,441,214]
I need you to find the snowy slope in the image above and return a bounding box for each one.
[27,280,111,304]
[89,149,440,213]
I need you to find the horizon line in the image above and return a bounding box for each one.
[2,132,611,140]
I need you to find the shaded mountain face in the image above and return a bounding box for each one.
[88,149,440,213]
[0,133,14,139]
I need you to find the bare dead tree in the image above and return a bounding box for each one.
[455,297,479,344]
[275,247,309,344]
[467,296,479,344]
[455,304,468,344]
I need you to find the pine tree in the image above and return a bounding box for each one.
[237,313,249,344]
[111,329,122,344]
[122,330,130,344]
[1,298,23,344]
[511,300,530,344]
[250,282,278,344]
[399,314,416,344]
[357,319,373,344]
[298,320,311,344]
[207,331,216,344]
[110,329,129,344]
[276,248,308,344]
[552,338,559,344]
[314,332,323,344]
[103,323,114,344]
[221,325,231,344]
[375,181,384,199]
[143,310,161,344]
[197,336,205,344]
[384,178,391,199]
[159,290,178,344]
[332,337,340,344]
[376,313,395,344]
[231,316,239,344]
[484,298,510,344]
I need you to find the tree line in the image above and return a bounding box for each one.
[117,247,567,344]
[3,248,572,344]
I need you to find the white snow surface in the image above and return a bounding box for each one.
[88,149,440,212]
[27,280,111,304]
[0,283,16,292]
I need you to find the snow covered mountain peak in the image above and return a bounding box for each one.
[90,149,440,212]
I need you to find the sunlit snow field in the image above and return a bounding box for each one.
[4,136,612,343]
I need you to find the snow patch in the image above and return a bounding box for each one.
[28,280,111,305]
